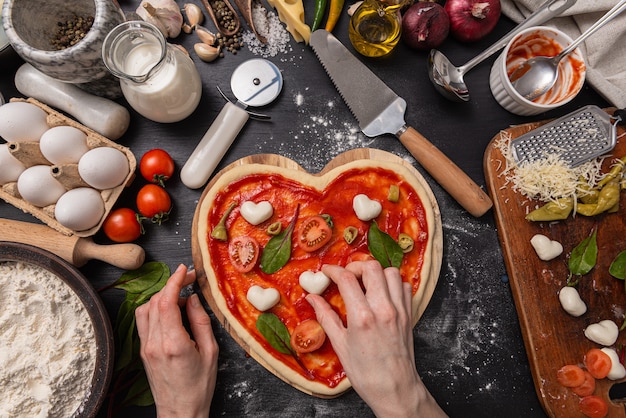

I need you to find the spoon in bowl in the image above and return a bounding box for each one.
[428,0,575,102]
[511,0,626,101]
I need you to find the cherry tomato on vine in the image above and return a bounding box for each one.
[297,215,332,252]
[139,148,175,187]
[228,236,259,273]
[290,319,326,354]
[136,184,172,224]
[103,208,143,242]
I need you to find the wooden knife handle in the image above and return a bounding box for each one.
[398,126,493,217]
[74,239,145,270]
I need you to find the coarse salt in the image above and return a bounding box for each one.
[243,4,292,57]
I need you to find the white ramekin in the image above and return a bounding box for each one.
[489,26,586,116]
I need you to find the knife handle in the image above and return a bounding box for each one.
[74,239,146,270]
[398,127,493,217]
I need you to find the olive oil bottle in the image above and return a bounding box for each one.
[348,0,404,57]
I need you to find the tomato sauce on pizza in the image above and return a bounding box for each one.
[204,166,430,389]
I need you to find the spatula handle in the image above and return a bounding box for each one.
[398,126,493,217]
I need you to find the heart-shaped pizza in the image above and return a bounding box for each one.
[193,149,442,398]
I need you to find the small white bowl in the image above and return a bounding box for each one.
[489,26,586,116]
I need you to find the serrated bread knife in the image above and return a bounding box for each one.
[310,30,493,217]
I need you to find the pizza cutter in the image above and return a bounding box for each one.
[181,58,283,189]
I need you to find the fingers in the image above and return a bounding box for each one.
[306,294,347,350]
[322,264,368,308]
[186,293,219,360]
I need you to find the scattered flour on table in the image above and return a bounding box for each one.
[415,208,514,400]
[0,261,96,418]
[254,93,416,172]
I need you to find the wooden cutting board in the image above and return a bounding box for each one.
[483,109,626,417]
[191,148,443,397]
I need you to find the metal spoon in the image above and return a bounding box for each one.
[428,0,575,102]
[511,0,626,101]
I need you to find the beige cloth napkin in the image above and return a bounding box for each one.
[501,0,626,108]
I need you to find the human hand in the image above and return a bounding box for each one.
[306,261,446,418]
[135,264,218,418]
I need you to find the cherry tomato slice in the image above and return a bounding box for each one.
[103,208,143,243]
[290,319,326,354]
[136,184,172,224]
[139,148,175,187]
[297,215,332,252]
[228,236,259,273]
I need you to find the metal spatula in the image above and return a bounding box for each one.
[510,105,623,167]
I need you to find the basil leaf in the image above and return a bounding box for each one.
[123,372,154,407]
[256,313,293,355]
[368,221,404,268]
[113,261,170,297]
[114,300,138,372]
[568,229,598,276]
[260,205,300,274]
[610,250,626,280]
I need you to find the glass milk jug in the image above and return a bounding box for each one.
[102,21,202,123]
[348,0,405,57]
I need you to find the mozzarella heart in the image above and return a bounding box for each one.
[353,194,382,221]
[240,201,273,225]
[558,286,587,317]
[584,320,619,346]
[246,285,280,311]
[601,348,626,380]
[530,234,563,261]
[299,271,331,295]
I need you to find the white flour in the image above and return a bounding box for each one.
[0,261,96,418]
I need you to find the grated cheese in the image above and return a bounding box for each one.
[494,130,606,205]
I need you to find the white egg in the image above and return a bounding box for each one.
[17,165,66,207]
[0,143,26,184]
[0,102,49,142]
[39,126,89,164]
[54,187,105,231]
[78,147,130,190]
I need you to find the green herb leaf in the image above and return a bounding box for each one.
[114,300,138,372]
[113,261,170,300]
[568,229,598,276]
[256,313,293,355]
[368,221,404,268]
[123,372,154,407]
[610,250,626,280]
[103,261,172,411]
[260,205,299,274]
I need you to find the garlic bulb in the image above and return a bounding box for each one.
[136,0,184,38]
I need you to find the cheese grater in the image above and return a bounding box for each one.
[510,105,622,167]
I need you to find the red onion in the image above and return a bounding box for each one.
[445,0,501,43]
[402,2,450,51]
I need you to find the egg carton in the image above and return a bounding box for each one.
[0,98,136,237]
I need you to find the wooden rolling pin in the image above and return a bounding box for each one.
[0,218,145,270]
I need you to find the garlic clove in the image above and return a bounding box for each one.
[184,3,204,29]
[182,23,193,34]
[196,25,217,46]
[194,43,221,62]
[173,44,190,56]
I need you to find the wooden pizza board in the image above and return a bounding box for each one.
[191,148,443,397]
[483,109,626,417]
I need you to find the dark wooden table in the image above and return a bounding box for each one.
[0,1,612,416]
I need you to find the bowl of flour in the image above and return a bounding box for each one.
[0,242,114,417]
